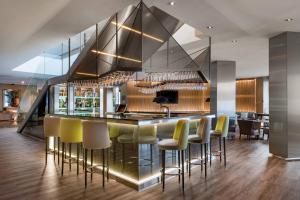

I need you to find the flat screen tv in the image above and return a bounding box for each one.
[155,90,178,104]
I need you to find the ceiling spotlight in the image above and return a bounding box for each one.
[285,18,294,22]
[206,26,214,29]
[21,81,25,84]
[169,1,175,6]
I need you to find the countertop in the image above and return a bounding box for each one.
[51,112,215,125]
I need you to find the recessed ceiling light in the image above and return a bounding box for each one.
[206,26,214,29]
[285,18,294,22]
[169,1,175,6]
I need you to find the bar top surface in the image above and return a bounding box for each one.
[50,112,215,125]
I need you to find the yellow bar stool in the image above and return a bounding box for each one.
[43,115,61,165]
[210,115,229,167]
[187,118,210,178]
[158,120,189,192]
[60,118,83,176]
[82,120,111,188]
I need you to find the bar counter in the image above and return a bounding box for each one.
[51,112,214,125]
[35,112,214,190]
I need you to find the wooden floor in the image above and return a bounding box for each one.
[0,128,299,200]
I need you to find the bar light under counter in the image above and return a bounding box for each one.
[47,113,214,190]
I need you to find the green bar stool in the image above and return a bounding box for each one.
[210,115,229,167]
[117,125,157,167]
[136,125,157,166]
[158,120,189,192]
[108,124,120,163]
[187,118,210,178]
[43,115,61,165]
[60,118,83,176]
[82,120,111,188]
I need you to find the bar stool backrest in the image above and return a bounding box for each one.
[138,125,157,137]
[197,118,210,143]
[44,115,61,137]
[173,120,189,150]
[60,118,83,143]
[214,115,229,137]
[108,123,120,138]
[82,120,111,150]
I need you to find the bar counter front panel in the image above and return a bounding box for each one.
[43,113,214,190]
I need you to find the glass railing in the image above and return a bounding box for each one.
[17,17,112,134]
[17,23,99,133]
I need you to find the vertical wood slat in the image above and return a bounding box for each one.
[126,81,210,112]
[236,78,264,113]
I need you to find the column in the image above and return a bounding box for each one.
[210,61,236,117]
[269,32,300,159]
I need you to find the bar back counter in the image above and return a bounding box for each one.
[23,112,214,190]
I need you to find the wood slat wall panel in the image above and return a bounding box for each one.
[255,78,264,113]
[236,79,256,112]
[126,81,210,112]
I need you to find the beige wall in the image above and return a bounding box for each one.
[0,84,27,112]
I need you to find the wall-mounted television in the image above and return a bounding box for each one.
[154,90,178,104]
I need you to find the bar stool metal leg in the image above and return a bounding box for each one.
[188,143,191,177]
[84,149,87,188]
[181,150,185,193]
[209,140,212,167]
[162,150,165,192]
[223,137,226,167]
[81,143,84,171]
[58,138,60,165]
[185,149,188,172]
[219,137,222,162]
[91,149,93,180]
[150,144,153,164]
[102,149,105,187]
[45,137,48,165]
[69,143,72,171]
[204,143,207,178]
[54,137,56,161]
[200,143,203,171]
[106,148,109,181]
[178,151,181,183]
[77,143,79,175]
[61,142,65,176]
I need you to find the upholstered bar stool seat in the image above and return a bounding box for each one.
[188,135,202,143]
[210,115,229,167]
[158,120,189,193]
[137,135,157,144]
[43,115,61,165]
[60,118,83,176]
[82,120,111,188]
[117,134,134,143]
[210,131,222,137]
[158,139,180,150]
[187,118,210,178]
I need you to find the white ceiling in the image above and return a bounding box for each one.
[1,0,300,79]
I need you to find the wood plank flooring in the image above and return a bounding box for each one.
[0,128,299,200]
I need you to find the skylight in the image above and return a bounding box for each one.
[13,53,79,76]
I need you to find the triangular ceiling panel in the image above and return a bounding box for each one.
[68,2,210,83]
